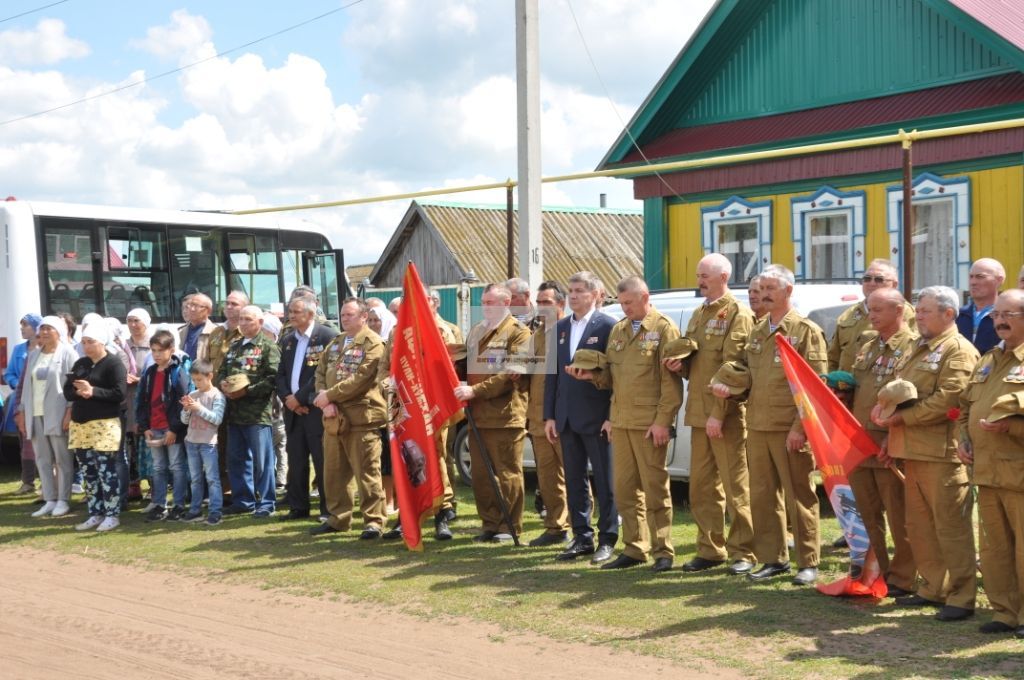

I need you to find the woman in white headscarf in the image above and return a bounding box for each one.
[367,305,397,340]
[123,308,153,501]
[17,316,79,517]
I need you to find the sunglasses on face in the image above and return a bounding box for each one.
[861,275,889,284]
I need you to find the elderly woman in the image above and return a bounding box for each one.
[367,305,397,340]
[18,316,78,517]
[64,323,128,532]
[4,313,42,493]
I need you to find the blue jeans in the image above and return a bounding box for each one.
[186,442,222,516]
[149,429,187,509]
[227,424,275,513]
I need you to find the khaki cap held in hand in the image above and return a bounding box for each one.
[663,337,698,361]
[710,361,750,396]
[568,349,608,372]
[222,373,251,393]
[876,379,918,419]
[987,391,1024,422]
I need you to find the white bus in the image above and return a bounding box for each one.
[0,197,350,379]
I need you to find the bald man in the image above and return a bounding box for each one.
[957,258,1005,355]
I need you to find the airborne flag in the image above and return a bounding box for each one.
[389,263,463,551]
[774,335,889,598]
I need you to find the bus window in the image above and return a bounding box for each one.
[103,226,171,320]
[228,233,281,309]
[42,223,95,319]
[169,228,223,312]
[281,249,304,297]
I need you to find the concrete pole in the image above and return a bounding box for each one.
[515,0,542,291]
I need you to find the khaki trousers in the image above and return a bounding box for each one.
[323,428,386,531]
[978,486,1024,624]
[435,425,454,512]
[747,430,819,568]
[468,427,525,534]
[848,464,916,590]
[530,432,569,534]
[611,428,674,562]
[903,459,976,609]
[689,424,754,562]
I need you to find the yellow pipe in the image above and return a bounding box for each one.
[232,117,1024,215]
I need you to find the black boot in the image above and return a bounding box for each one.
[434,511,453,540]
[382,516,403,540]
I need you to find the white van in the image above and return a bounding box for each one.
[450,283,863,485]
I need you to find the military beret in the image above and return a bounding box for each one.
[821,370,857,392]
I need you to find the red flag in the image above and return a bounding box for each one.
[389,263,462,550]
[774,335,888,598]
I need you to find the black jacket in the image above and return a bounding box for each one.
[275,322,339,432]
[64,353,127,423]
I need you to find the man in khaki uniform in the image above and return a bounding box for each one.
[525,281,570,546]
[829,259,916,372]
[958,288,1024,637]
[581,275,683,572]
[312,297,388,539]
[848,288,918,596]
[379,287,463,541]
[714,264,827,585]
[454,283,531,542]
[747,274,766,320]
[208,290,248,374]
[872,285,978,621]
[667,253,755,575]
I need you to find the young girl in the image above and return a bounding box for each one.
[180,360,226,525]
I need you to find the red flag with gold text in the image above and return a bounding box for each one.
[775,335,889,597]
[389,263,462,550]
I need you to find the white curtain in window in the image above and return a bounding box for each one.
[911,201,953,289]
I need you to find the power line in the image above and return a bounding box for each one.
[0,0,70,25]
[0,0,367,128]
[564,0,690,205]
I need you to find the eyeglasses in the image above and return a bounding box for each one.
[861,275,890,284]
[991,311,1024,320]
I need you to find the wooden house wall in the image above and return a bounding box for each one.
[371,217,464,288]
[666,164,1024,289]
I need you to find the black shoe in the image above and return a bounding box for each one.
[936,605,974,622]
[727,559,755,575]
[222,504,250,516]
[310,522,341,536]
[682,556,725,572]
[601,554,644,570]
[979,621,1014,634]
[832,535,848,548]
[279,510,310,521]
[885,583,912,598]
[894,594,944,608]
[747,562,791,581]
[434,513,453,541]
[382,524,403,540]
[1016,625,1024,640]
[442,507,456,523]
[652,557,673,573]
[791,567,818,586]
[556,537,595,561]
[144,505,166,522]
[528,531,568,547]
[360,526,382,540]
[591,544,615,565]
[473,530,499,543]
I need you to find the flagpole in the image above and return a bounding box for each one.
[464,407,521,546]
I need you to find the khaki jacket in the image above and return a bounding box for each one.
[850,326,920,465]
[888,326,978,463]
[465,314,531,429]
[526,313,558,436]
[739,308,827,433]
[829,300,917,372]
[208,324,242,375]
[681,291,754,427]
[959,341,1024,492]
[594,308,683,430]
[315,326,387,431]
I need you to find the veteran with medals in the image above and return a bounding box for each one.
[872,285,979,622]
[714,264,827,585]
[958,288,1024,637]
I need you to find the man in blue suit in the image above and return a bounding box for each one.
[956,258,1003,355]
[544,271,618,564]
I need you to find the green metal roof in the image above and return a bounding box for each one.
[600,0,1024,168]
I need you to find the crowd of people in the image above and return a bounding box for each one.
[4,254,1024,639]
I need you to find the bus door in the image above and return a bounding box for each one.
[303,250,350,321]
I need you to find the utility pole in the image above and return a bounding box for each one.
[515,0,542,291]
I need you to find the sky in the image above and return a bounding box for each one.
[0,0,716,266]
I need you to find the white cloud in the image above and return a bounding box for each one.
[130,9,214,63]
[0,18,90,66]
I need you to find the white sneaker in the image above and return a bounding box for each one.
[96,517,120,532]
[75,515,103,531]
[32,501,57,517]
[71,483,84,494]
[50,501,71,517]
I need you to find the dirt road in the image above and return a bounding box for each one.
[0,548,729,679]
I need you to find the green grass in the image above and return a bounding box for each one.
[2,469,1021,679]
